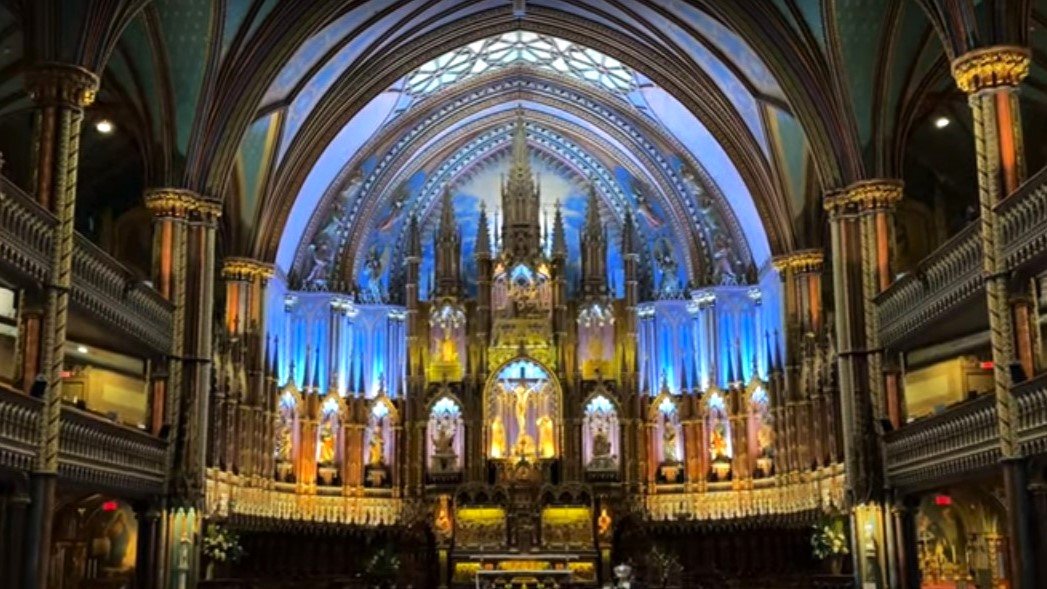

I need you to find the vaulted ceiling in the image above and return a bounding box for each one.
[0,0,1044,283]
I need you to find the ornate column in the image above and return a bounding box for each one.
[952,44,1036,588]
[849,180,903,425]
[177,194,222,500]
[144,188,194,447]
[825,188,885,586]
[21,62,98,589]
[221,257,274,479]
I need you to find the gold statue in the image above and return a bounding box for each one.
[368,423,385,466]
[710,421,729,461]
[511,381,536,456]
[439,331,458,363]
[538,416,555,458]
[490,415,506,458]
[318,421,336,465]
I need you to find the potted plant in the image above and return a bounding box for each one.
[811,517,850,574]
[201,522,244,579]
[646,545,683,589]
[364,546,401,587]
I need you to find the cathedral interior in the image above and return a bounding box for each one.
[2,1,1047,588]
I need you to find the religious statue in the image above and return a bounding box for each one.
[662,414,679,463]
[710,421,729,461]
[490,415,507,458]
[318,421,336,465]
[512,380,536,454]
[368,423,385,466]
[275,421,292,462]
[439,331,458,363]
[537,416,555,458]
[592,423,612,459]
[433,419,456,456]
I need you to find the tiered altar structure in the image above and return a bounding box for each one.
[204,116,844,588]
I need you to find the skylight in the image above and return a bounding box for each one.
[404,31,637,97]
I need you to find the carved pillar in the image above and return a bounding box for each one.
[144,189,193,467]
[21,62,98,589]
[953,45,1035,588]
[849,180,903,423]
[178,195,221,501]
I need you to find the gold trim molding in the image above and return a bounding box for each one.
[222,257,275,281]
[952,45,1030,94]
[771,249,824,274]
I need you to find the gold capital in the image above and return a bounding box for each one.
[771,249,824,274]
[846,179,903,212]
[222,257,275,281]
[24,63,99,108]
[952,45,1030,94]
[144,188,200,219]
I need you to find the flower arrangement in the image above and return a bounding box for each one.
[202,523,244,564]
[811,517,850,560]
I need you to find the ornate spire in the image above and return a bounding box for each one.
[500,111,542,262]
[475,201,491,259]
[434,184,461,296]
[580,182,607,296]
[406,214,422,260]
[621,207,638,257]
[551,200,567,259]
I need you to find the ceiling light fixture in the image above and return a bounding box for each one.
[934,116,950,129]
[76,345,89,354]
[95,119,114,134]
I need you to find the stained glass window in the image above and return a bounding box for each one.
[405,31,637,97]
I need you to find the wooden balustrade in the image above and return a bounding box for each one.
[0,176,172,353]
[0,384,167,495]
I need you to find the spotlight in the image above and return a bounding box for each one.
[76,345,89,354]
[934,116,950,129]
[95,119,114,134]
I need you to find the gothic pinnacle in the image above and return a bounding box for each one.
[475,201,491,258]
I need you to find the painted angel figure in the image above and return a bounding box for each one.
[711,232,739,285]
[362,245,389,302]
[653,237,680,295]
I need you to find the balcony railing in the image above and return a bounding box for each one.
[1014,372,1047,457]
[875,223,983,349]
[885,375,1047,489]
[998,165,1047,272]
[884,394,999,489]
[0,384,167,496]
[877,166,1047,350]
[0,176,172,353]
